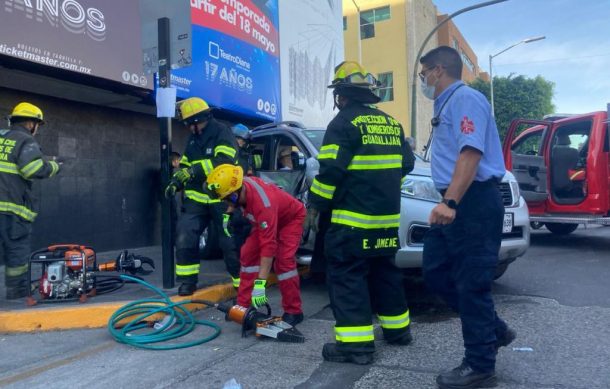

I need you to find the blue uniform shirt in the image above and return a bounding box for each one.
[430,81,506,189]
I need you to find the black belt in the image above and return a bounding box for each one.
[439,178,500,197]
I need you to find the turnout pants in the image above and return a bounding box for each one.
[175,200,240,284]
[0,213,32,293]
[423,181,508,373]
[237,215,304,314]
[325,225,411,354]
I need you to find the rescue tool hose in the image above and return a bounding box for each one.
[107,275,221,350]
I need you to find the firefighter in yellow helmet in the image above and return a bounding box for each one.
[0,102,61,299]
[206,164,305,326]
[164,97,240,296]
[307,61,415,363]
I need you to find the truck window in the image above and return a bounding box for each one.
[511,127,544,156]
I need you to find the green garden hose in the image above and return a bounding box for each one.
[107,275,221,350]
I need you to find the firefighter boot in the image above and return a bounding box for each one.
[282,312,304,326]
[5,273,28,300]
[436,361,497,389]
[387,325,413,346]
[322,343,374,365]
[496,327,516,352]
[178,282,197,296]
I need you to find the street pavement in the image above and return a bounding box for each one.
[1,226,610,388]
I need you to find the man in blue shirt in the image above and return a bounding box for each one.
[419,46,515,389]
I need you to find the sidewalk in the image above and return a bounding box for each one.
[0,246,235,332]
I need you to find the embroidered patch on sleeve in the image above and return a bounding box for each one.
[460,116,475,134]
[260,221,268,229]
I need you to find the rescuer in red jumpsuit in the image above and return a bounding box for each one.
[206,164,305,326]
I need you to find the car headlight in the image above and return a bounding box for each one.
[509,180,520,207]
[401,177,443,202]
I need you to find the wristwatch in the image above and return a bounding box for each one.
[442,198,458,210]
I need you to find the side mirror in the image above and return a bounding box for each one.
[291,151,306,170]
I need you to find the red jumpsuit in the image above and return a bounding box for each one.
[237,177,305,314]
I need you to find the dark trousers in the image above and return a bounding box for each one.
[0,213,32,288]
[423,181,508,373]
[175,200,240,283]
[325,225,410,353]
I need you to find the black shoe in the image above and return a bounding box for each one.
[322,343,374,365]
[496,327,516,351]
[436,361,497,389]
[387,327,413,346]
[178,283,197,296]
[282,312,304,326]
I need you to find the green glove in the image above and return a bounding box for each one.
[164,181,179,199]
[173,167,193,185]
[222,213,233,237]
[251,279,268,308]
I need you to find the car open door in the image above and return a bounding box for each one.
[503,119,553,204]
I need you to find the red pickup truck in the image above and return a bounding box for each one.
[503,105,610,234]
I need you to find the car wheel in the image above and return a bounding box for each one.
[494,262,510,280]
[544,223,579,235]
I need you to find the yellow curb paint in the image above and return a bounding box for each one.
[0,267,308,333]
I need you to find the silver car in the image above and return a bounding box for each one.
[248,122,530,279]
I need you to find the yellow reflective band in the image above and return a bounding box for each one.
[253,154,262,169]
[184,190,220,204]
[6,263,29,277]
[331,209,399,229]
[378,310,410,330]
[176,264,200,276]
[214,145,237,159]
[348,154,402,170]
[21,159,44,178]
[180,155,191,167]
[0,201,37,222]
[335,325,374,343]
[201,159,214,175]
[318,144,339,160]
[0,161,19,175]
[49,161,59,177]
[310,178,336,200]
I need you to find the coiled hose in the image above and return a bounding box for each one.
[107,275,221,350]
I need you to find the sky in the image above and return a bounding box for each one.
[433,0,610,114]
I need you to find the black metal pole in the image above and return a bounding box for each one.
[158,17,174,289]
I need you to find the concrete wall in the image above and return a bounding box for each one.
[0,87,190,252]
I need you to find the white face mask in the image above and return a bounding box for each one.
[420,75,436,100]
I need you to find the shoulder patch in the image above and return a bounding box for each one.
[260,221,268,229]
[460,116,475,134]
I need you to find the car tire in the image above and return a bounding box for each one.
[544,222,579,235]
[494,262,510,280]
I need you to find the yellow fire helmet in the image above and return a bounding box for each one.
[9,102,44,124]
[206,164,244,200]
[328,61,379,89]
[177,97,211,125]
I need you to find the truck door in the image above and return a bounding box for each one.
[503,119,553,204]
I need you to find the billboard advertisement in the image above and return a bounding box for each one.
[172,0,281,121]
[279,0,344,127]
[0,0,149,89]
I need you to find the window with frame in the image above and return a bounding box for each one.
[343,16,347,31]
[460,50,474,72]
[359,6,390,39]
[377,72,394,102]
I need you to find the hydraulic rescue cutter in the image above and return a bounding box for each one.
[211,301,305,343]
[26,244,155,305]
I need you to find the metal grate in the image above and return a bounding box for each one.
[498,183,513,206]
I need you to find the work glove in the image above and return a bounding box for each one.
[173,167,194,185]
[304,207,319,233]
[251,279,268,308]
[222,213,232,237]
[164,180,181,199]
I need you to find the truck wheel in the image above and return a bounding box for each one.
[494,262,510,280]
[545,223,579,235]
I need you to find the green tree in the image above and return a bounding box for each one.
[469,75,555,139]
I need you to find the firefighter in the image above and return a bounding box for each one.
[308,61,415,364]
[231,123,260,176]
[206,164,305,326]
[164,97,240,295]
[0,102,61,299]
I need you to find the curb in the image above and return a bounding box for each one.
[0,269,307,333]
